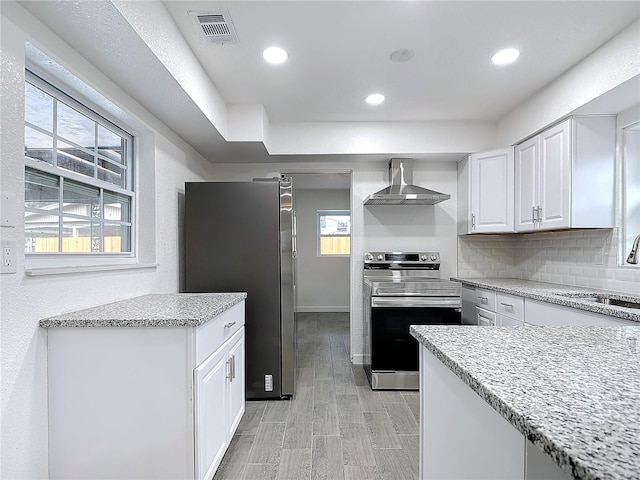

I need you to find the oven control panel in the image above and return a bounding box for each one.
[364,251,440,268]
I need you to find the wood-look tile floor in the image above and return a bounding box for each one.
[214,312,420,480]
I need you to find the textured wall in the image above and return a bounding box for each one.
[0,7,213,479]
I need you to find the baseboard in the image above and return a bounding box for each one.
[351,354,365,365]
[296,306,350,313]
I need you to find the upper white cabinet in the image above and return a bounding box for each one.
[515,116,616,232]
[458,147,514,234]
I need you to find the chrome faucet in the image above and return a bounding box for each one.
[628,234,640,264]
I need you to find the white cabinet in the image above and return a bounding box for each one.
[458,147,514,234]
[496,292,524,326]
[419,346,572,480]
[194,327,245,480]
[524,298,635,326]
[476,306,496,326]
[515,115,615,232]
[474,288,497,326]
[47,300,246,480]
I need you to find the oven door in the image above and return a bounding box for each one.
[367,298,461,390]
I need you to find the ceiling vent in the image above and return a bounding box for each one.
[189,11,239,45]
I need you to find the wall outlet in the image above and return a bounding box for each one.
[594,248,604,266]
[1,240,17,274]
[264,374,273,392]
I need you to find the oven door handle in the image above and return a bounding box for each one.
[370,297,461,308]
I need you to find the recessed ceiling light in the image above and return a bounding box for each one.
[366,93,385,105]
[491,48,520,66]
[263,46,288,64]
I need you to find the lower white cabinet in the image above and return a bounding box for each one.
[525,298,635,326]
[476,306,496,326]
[419,347,571,480]
[194,327,245,480]
[47,301,245,480]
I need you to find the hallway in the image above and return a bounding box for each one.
[213,312,420,480]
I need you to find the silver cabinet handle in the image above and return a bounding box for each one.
[225,358,233,379]
[500,303,514,307]
[532,206,537,223]
[224,321,236,328]
[535,206,542,223]
[471,213,476,230]
[231,354,236,381]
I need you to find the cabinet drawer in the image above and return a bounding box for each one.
[496,293,524,321]
[195,302,245,366]
[475,289,496,311]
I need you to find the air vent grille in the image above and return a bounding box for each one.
[189,10,239,44]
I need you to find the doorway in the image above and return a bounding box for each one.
[283,172,352,344]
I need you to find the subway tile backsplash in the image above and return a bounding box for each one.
[458,229,640,295]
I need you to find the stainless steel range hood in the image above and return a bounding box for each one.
[364,159,451,205]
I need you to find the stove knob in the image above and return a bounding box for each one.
[421,254,427,261]
[430,254,438,261]
[365,253,373,262]
[377,254,384,261]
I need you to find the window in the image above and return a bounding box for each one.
[24,71,134,255]
[318,210,351,256]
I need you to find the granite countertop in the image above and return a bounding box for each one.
[411,325,640,480]
[452,277,640,323]
[39,293,247,328]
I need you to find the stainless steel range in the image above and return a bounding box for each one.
[363,251,461,390]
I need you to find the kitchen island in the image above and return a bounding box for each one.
[41,292,247,480]
[410,325,640,480]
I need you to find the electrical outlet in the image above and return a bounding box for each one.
[1,240,16,274]
[264,374,273,392]
[594,248,604,266]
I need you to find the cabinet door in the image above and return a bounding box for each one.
[470,148,514,233]
[226,328,245,439]
[497,314,523,327]
[194,346,228,480]
[476,307,496,326]
[515,137,538,232]
[539,119,571,230]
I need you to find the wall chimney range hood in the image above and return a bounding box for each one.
[364,159,451,205]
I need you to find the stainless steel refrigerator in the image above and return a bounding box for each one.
[184,178,296,400]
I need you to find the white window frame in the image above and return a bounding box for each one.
[24,69,136,263]
[317,209,351,257]
[622,118,640,267]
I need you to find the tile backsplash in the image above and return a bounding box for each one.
[458,229,640,295]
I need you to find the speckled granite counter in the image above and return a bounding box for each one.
[411,325,640,480]
[453,277,640,323]
[39,293,247,328]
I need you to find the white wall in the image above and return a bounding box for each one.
[0,6,214,479]
[293,188,350,312]
[209,160,459,364]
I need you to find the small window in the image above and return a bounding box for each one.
[318,210,351,256]
[24,71,134,255]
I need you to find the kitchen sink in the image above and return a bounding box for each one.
[555,292,640,309]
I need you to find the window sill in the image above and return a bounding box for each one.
[25,263,158,277]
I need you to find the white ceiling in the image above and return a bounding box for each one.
[15,0,640,166]
[164,1,639,123]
